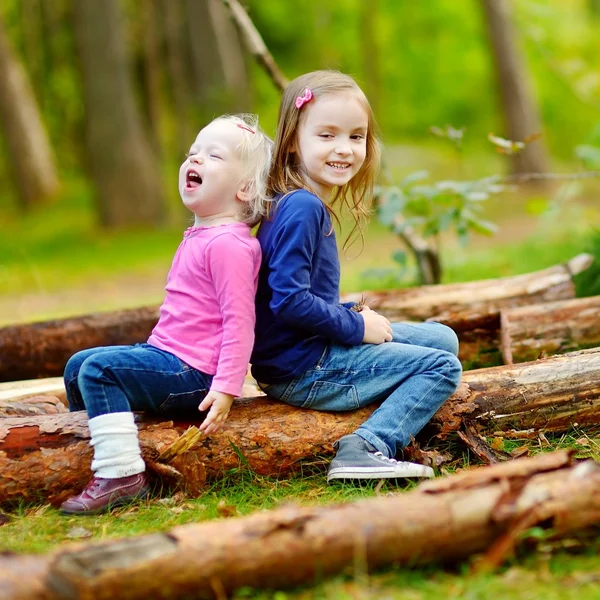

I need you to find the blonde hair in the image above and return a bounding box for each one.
[213,114,273,227]
[268,70,381,249]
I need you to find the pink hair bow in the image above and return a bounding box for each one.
[295,88,313,109]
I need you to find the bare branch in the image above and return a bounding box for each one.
[221,0,288,92]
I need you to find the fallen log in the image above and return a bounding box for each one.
[2,451,600,600]
[0,395,67,417]
[343,253,592,321]
[430,347,600,440]
[2,348,600,507]
[0,305,160,382]
[427,308,503,368]
[0,377,67,416]
[500,295,600,364]
[0,254,592,381]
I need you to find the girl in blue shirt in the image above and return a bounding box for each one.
[251,71,462,481]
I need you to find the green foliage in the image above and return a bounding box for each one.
[574,229,600,298]
[377,170,503,248]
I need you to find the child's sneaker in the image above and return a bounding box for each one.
[327,434,434,482]
[60,473,149,515]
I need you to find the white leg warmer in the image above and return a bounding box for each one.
[88,412,146,479]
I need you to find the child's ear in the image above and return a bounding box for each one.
[236,182,252,202]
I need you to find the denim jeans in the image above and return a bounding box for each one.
[64,344,212,419]
[258,322,462,458]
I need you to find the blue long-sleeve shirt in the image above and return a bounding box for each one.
[251,190,364,383]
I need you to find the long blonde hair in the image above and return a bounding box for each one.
[268,70,381,250]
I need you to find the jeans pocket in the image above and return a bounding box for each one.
[158,389,207,416]
[304,380,360,411]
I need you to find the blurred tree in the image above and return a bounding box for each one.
[0,12,59,209]
[73,0,163,228]
[185,0,249,116]
[140,0,162,155]
[360,0,382,116]
[161,0,195,157]
[588,0,600,18]
[480,0,549,174]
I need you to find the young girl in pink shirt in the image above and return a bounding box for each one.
[60,114,272,515]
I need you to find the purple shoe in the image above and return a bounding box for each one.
[60,473,149,515]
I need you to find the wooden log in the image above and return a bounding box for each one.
[0,395,67,417]
[343,253,592,321]
[428,308,502,368]
[0,305,160,382]
[2,451,600,600]
[431,347,600,439]
[2,348,600,507]
[500,295,600,364]
[0,254,592,382]
[0,377,67,416]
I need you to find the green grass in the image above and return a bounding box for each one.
[2,160,600,598]
[1,437,599,598]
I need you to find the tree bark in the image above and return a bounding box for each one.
[480,0,549,174]
[500,295,600,364]
[0,306,160,382]
[2,452,600,600]
[0,12,59,209]
[73,0,164,228]
[2,348,600,507]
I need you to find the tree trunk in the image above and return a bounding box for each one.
[0,13,59,209]
[208,0,249,111]
[3,452,600,600]
[3,348,600,507]
[73,0,164,228]
[480,0,549,174]
[160,0,194,158]
[0,306,160,382]
[500,295,600,364]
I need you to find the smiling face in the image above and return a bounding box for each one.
[179,119,249,224]
[292,91,369,199]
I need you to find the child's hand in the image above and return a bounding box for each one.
[360,307,393,345]
[198,391,235,434]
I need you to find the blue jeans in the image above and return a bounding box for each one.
[259,322,462,458]
[64,344,212,419]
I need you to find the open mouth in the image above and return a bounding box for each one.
[186,169,203,190]
[326,162,351,171]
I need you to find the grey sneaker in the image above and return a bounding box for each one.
[327,434,434,482]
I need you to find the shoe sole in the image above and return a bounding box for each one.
[327,467,434,482]
[60,487,150,516]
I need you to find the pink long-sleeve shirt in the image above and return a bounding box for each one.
[148,223,261,397]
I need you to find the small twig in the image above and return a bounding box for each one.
[221,0,288,92]
[158,426,203,462]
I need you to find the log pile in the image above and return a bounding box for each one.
[0,254,593,381]
[2,348,600,507]
[1,450,600,600]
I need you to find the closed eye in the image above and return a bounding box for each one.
[209,154,223,160]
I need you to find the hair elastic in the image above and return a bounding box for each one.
[295,88,313,109]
